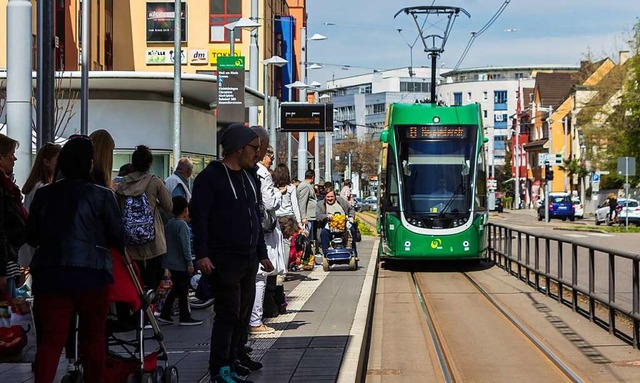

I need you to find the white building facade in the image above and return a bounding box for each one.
[437,65,578,168]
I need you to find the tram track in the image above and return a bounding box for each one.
[367,262,589,382]
[410,269,583,383]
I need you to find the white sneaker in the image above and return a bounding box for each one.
[249,324,275,334]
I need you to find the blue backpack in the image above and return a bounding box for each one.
[122,193,156,245]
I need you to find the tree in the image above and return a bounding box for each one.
[558,157,588,191]
[333,137,381,184]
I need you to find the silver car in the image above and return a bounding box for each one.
[595,198,640,225]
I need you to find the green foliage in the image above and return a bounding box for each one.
[355,218,374,236]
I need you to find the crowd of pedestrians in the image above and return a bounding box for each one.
[0,124,360,383]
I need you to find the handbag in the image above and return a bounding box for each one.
[261,207,277,233]
[355,223,362,242]
[195,274,214,301]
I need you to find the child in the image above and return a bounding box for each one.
[157,196,202,326]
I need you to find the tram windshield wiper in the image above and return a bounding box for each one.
[437,183,464,218]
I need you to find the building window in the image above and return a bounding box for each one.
[494,90,507,104]
[483,110,488,118]
[453,92,462,106]
[209,0,241,42]
[400,81,430,92]
[483,91,488,101]
[467,92,472,101]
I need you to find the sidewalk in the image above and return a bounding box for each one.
[0,237,378,383]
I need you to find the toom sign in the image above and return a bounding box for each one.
[189,49,208,65]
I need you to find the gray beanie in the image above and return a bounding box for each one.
[220,123,258,153]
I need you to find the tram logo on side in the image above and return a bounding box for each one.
[430,238,443,249]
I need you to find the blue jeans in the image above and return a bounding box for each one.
[320,224,357,254]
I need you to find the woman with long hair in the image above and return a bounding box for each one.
[89,129,115,189]
[22,143,62,212]
[27,135,127,383]
[0,133,27,298]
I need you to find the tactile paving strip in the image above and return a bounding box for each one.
[248,266,329,360]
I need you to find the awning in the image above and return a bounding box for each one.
[524,138,548,150]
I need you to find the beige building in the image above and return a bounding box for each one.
[1,0,305,177]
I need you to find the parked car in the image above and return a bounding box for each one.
[595,198,640,225]
[537,192,575,221]
[492,197,504,213]
[353,197,366,212]
[572,197,584,219]
[363,196,378,211]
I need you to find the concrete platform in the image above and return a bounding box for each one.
[0,237,379,383]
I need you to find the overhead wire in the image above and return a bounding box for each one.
[453,0,512,70]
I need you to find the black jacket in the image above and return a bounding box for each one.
[190,161,267,263]
[0,184,26,276]
[26,178,127,274]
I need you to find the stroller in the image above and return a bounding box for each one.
[322,214,358,272]
[62,249,178,383]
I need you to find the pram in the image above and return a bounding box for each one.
[62,249,178,383]
[322,214,358,272]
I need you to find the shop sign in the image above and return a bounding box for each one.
[146,48,187,65]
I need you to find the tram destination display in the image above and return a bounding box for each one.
[404,125,468,140]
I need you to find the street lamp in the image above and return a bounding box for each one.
[319,93,333,182]
[285,81,310,171]
[299,29,327,180]
[224,17,260,57]
[263,55,288,161]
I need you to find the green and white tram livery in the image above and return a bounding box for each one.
[378,102,488,260]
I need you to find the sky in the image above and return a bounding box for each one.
[305,0,639,86]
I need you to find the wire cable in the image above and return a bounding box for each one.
[453,0,512,70]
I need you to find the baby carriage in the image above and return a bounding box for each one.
[322,214,358,272]
[62,249,178,383]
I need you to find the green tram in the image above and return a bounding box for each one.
[377,102,488,260]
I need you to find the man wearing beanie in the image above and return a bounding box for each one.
[190,123,274,383]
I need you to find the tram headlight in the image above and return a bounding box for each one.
[407,217,425,228]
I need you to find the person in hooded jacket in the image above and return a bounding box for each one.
[116,145,173,292]
[190,124,274,383]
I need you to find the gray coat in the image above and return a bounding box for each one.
[316,196,354,225]
[161,218,193,272]
[297,181,317,221]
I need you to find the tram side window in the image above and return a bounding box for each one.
[476,149,487,209]
[387,162,400,210]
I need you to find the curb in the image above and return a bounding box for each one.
[337,239,379,383]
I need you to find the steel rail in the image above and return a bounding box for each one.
[410,272,455,383]
[461,271,584,383]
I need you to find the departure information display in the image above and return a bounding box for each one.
[404,125,468,140]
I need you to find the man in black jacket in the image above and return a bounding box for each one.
[191,124,274,383]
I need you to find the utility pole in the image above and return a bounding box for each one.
[249,0,259,126]
[80,0,91,135]
[6,0,33,186]
[172,0,182,162]
[514,80,521,210]
[298,26,308,180]
[36,0,55,146]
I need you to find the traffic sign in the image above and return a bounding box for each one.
[592,173,600,182]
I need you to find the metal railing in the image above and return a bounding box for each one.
[487,223,640,348]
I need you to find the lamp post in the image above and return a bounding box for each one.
[224,18,260,57]
[299,29,327,180]
[285,81,310,172]
[319,93,333,182]
[262,56,288,160]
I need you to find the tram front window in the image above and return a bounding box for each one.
[400,140,474,216]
